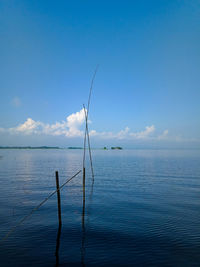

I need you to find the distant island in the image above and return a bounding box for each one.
[0,146,60,149]
[102,147,123,150]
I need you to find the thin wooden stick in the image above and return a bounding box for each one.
[87,65,99,116]
[83,65,99,170]
[0,170,81,243]
[83,104,94,179]
[55,171,62,226]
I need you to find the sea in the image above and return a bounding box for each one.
[0,149,200,266]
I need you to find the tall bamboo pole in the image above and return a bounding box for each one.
[55,171,62,226]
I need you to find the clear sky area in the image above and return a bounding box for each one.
[0,0,200,148]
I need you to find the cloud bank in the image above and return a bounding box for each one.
[89,125,163,140]
[0,108,170,141]
[8,108,86,137]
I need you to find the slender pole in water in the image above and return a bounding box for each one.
[82,167,86,223]
[83,104,94,180]
[83,164,86,227]
[87,65,99,116]
[81,67,98,265]
[82,66,98,179]
[55,171,62,226]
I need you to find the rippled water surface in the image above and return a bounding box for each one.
[0,149,200,266]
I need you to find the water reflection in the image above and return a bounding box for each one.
[54,171,87,266]
[81,173,86,267]
[1,149,200,266]
[55,224,62,267]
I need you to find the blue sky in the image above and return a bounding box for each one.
[0,0,200,148]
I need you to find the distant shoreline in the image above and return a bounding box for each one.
[0,146,199,150]
[0,146,60,149]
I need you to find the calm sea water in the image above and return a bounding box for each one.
[0,149,200,266]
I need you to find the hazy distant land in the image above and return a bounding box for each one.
[0,146,123,150]
[0,146,60,149]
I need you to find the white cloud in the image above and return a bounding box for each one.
[129,125,155,139]
[66,108,86,137]
[0,108,174,142]
[117,127,130,139]
[6,108,86,138]
[89,130,97,136]
[89,130,116,139]
[89,125,156,140]
[158,129,169,140]
[11,97,21,108]
[14,118,42,135]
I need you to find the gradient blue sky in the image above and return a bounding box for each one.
[0,0,200,148]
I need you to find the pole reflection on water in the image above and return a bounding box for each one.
[81,167,86,266]
[55,171,62,266]
[55,224,62,267]
[53,168,93,266]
